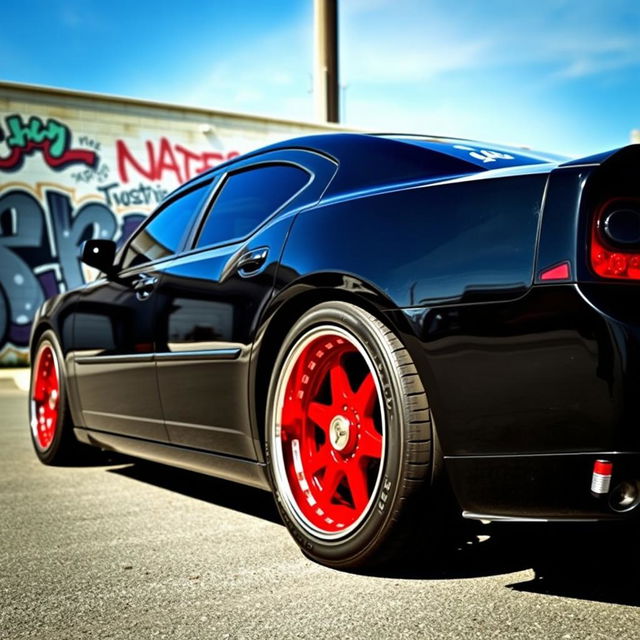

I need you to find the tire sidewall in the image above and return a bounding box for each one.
[29,330,69,464]
[265,302,409,567]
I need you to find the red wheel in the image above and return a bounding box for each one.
[29,331,91,465]
[31,342,60,451]
[274,326,385,536]
[267,301,433,569]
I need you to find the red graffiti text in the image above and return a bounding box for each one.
[116,138,239,184]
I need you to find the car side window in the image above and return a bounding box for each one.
[120,183,209,270]
[195,164,309,248]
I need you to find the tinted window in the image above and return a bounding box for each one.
[196,164,309,248]
[121,183,209,269]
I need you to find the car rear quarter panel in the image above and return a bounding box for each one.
[281,173,549,308]
[275,169,622,459]
[275,172,558,457]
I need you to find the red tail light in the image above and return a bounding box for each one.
[590,198,640,280]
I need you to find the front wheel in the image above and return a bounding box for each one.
[29,330,87,465]
[266,301,433,569]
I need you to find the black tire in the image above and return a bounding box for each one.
[265,301,433,569]
[29,330,89,465]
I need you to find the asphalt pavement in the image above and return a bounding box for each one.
[2,385,640,639]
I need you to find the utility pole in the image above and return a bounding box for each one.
[314,0,339,123]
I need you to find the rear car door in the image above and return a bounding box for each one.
[72,180,212,441]
[152,150,337,459]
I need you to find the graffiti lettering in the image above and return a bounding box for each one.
[98,182,169,208]
[0,185,144,359]
[0,191,48,348]
[116,137,239,184]
[0,114,98,172]
[78,136,101,151]
[70,163,110,184]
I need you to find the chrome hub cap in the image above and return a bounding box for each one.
[330,415,351,451]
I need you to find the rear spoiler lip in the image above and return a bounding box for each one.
[559,144,640,168]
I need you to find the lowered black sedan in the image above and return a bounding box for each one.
[29,133,640,569]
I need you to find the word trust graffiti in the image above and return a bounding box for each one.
[0,114,98,172]
[117,137,239,184]
[0,184,144,361]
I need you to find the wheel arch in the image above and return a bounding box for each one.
[249,272,430,460]
[30,321,54,360]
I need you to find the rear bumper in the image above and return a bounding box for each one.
[446,451,640,521]
[392,282,640,521]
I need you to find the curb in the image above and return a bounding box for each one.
[0,368,30,392]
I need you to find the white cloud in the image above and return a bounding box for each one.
[343,36,491,84]
[340,0,640,85]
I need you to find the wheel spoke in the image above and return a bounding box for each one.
[354,372,377,416]
[330,364,353,403]
[357,421,383,460]
[307,444,335,474]
[324,504,359,524]
[307,401,335,432]
[320,463,344,503]
[346,463,370,511]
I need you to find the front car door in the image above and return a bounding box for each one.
[71,179,213,441]
[152,150,337,459]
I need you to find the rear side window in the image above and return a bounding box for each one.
[121,183,209,270]
[195,164,309,248]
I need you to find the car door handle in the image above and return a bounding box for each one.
[237,248,269,275]
[133,275,158,300]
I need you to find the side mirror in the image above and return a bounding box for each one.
[80,239,117,276]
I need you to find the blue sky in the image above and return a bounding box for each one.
[1,0,639,157]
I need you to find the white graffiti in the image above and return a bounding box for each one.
[454,144,515,163]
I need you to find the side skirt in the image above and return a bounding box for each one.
[74,427,271,491]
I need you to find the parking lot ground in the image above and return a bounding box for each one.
[2,387,640,639]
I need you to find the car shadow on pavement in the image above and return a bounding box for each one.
[506,524,640,607]
[107,460,640,607]
[108,460,281,524]
[390,523,640,607]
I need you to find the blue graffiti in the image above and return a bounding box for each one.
[0,187,145,357]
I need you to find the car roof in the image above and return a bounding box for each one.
[252,132,565,166]
[177,132,574,200]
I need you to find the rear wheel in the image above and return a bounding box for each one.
[30,331,86,465]
[266,301,433,569]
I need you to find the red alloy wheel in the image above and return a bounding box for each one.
[274,327,385,536]
[31,343,60,451]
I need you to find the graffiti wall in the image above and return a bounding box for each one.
[0,83,336,364]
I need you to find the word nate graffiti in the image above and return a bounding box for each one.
[117,137,239,184]
[0,114,98,172]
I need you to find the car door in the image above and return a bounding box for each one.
[72,179,212,441]
[152,150,337,459]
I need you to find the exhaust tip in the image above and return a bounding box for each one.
[608,480,640,513]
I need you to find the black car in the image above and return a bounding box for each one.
[29,133,640,569]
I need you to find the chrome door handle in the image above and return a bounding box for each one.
[237,248,269,275]
[133,275,158,300]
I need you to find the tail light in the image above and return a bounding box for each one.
[590,198,640,279]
